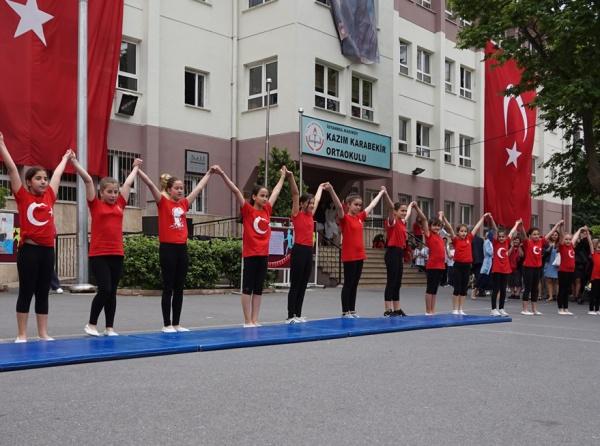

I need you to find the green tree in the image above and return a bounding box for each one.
[0,186,8,209]
[256,147,307,217]
[449,0,600,198]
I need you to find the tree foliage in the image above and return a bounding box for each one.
[0,186,8,209]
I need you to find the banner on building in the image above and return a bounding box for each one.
[0,0,124,176]
[0,212,19,262]
[301,115,390,170]
[268,217,293,269]
[329,0,379,64]
[484,42,536,230]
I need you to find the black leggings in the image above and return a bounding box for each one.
[491,272,508,310]
[558,271,574,310]
[242,255,268,296]
[384,247,404,301]
[287,245,312,318]
[452,262,471,296]
[522,266,542,302]
[89,256,124,327]
[342,260,363,312]
[16,244,54,314]
[159,243,189,326]
[426,269,445,295]
[590,279,600,312]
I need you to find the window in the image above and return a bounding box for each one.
[416,123,431,158]
[445,59,454,92]
[444,131,453,163]
[108,150,140,207]
[248,60,278,110]
[184,69,206,108]
[0,163,11,193]
[460,66,473,99]
[57,173,77,202]
[398,193,411,205]
[531,214,539,228]
[184,174,206,214]
[417,197,433,219]
[459,135,472,168]
[399,40,410,75]
[118,41,138,92]
[315,63,340,112]
[531,156,537,184]
[445,8,456,21]
[416,0,431,8]
[444,201,455,223]
[398,117,409,152]
[351,76,374,121]
[366,190,384,219]
[249,0,273,7]
[417,49,432,84]
[459,204,473,225]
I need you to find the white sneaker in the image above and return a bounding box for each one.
[341,313,353,318]
[499,309,509,317]
[174,326,190,332]
[588,311,597,315]
[104,329,119,336]
[563,310,573,315]
[253,323,262,327]
[558,310,566,315]
[243,323,256,328]
[285,318,298,324]
[40,336,55,341]
[490,309,501,316]
[350,313,360,318]
[55,287,64,294]
[520,310,534,316]
[84,324,100,337]
[425,312,434,316]
[596,311,600,315]
[161,325,177,333]
[14,338,27,343]
[452,310,460,315]
[459,310,467,315]
[534,311,543,316]
[296,316,307,323]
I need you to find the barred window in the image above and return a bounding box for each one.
[57,173,77,202]
[108,150,140,207]
[184,174,206,214]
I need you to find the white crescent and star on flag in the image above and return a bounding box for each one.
[5,0,54,46]
[503,84,528,169]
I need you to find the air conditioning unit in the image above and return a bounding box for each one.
[114,90,139,117]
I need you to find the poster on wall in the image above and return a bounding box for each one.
[0,212,19,262]
[268,217,293,269]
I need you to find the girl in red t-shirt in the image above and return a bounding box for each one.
[71,155,141,336]
[0,132,71,343]
[556,222,585,315]
[327,184,386,317]
[588,237,600,314]
[285,173,326,323]
[138,167,213,333]
[214,165,287,327]
[442,212,489,316]
[381,191,414,317]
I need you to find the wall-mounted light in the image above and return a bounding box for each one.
[412,168,425,176]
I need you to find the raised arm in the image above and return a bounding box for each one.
[311,183,325,216]
[323,183,344,220]
[268,166,287,207]
[214,165,245,207]
[288,169,300,217]
[488,214,499,238]
[120,158,142,201]
[0,131,22,193]
[471,212,489,236]
[413,204,430,238]
[49,149,73,195]
[137,169,162,204]
[186,169,212,204]
[572,226,584,246]
[508,219,522,239]
[69,154,96,201]
[545,220,564,241]
[364,186,386,215]
[404,201,415,223]
[439,211,455,238]
[585,229,594,252]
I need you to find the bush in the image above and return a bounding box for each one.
[208,238,242,287]
[589,225,600,239]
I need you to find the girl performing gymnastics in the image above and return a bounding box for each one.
[327,184,386,317]
[214,165,287,327]
[0,132,71,342]
[488,216,521,316]
[440,212,489,315]
[556,222,585,315]
[286,174,326,323]
[138,167,213,332]
[382,192,415,316]
[70,155,142,336]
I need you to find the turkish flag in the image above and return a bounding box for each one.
[0,0,124,177]
[484,42,537,230]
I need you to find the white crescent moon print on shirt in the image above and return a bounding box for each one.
[497,247,507,259]
[253,216,269,235]
[26,202,49,226]
[533,246,541,255]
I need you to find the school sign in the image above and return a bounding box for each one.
[301,115,391,170]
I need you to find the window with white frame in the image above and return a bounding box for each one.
[444,201,455,224]
[351,76,374,121]
[459,135,472,168]
[417,48,432,84]
[118,40,138,92]
[459,204,473,225]
[417,0,431,9]
[445,59,454,92]
[444,131,453,163]
[108,150,140,207]
[460,66,473,99]
[247,60,278,110]
[398,117,409,152]
[531,214,539,228]
[249,0,273,7]
[399,40,410,75]
[315,63,340,112]
[184,174,206,214]
[184,69,206,108]
[416,123,431,158]
[417,197,433,219]
[366,189,384,219]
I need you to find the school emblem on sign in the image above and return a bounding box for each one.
[304,122,325,153]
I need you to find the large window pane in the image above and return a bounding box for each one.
[327,69,338,96]
[249,66,262,95]
[185,71,196,105]
[266,61,277,90]
[315,64,324,93]
[119,42,136,74]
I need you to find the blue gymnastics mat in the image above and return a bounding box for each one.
[0,314,510,371]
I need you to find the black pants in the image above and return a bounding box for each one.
[342,260,363,312]
[452,262,471,296]
[491,272,508,310]
[89,256,124,327]
[557,271,574,310]
[384,247,404,302]
[287,245,312,318]
[159,243,189,326]
[426,269,445,295]
[242,256,268,296]
[590,279,600,312]
[522,266,542,302]
[16,244,54,314]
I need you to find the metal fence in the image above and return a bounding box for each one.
[191,217,242,240]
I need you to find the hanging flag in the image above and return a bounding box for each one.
[0,0,124,177]
[330,0,379,64]
[484,41,537,230]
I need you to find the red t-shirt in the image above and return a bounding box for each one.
[158,196,189,244]
[241,201,272,257]
[522,239,545,268]
[292,211,314,247]
[452,233,474,263]
[339,211,367,262]
[558,244,576,273]
[591,253,600,280]
[15,186,56,247]
[509,246,522,271]
[385,217,407,248]
[492,238,512,274]
[88,196,126,257]
[425,232,445,270]
[412,221,422,236]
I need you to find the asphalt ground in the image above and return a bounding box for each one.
[1,285,600,445]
